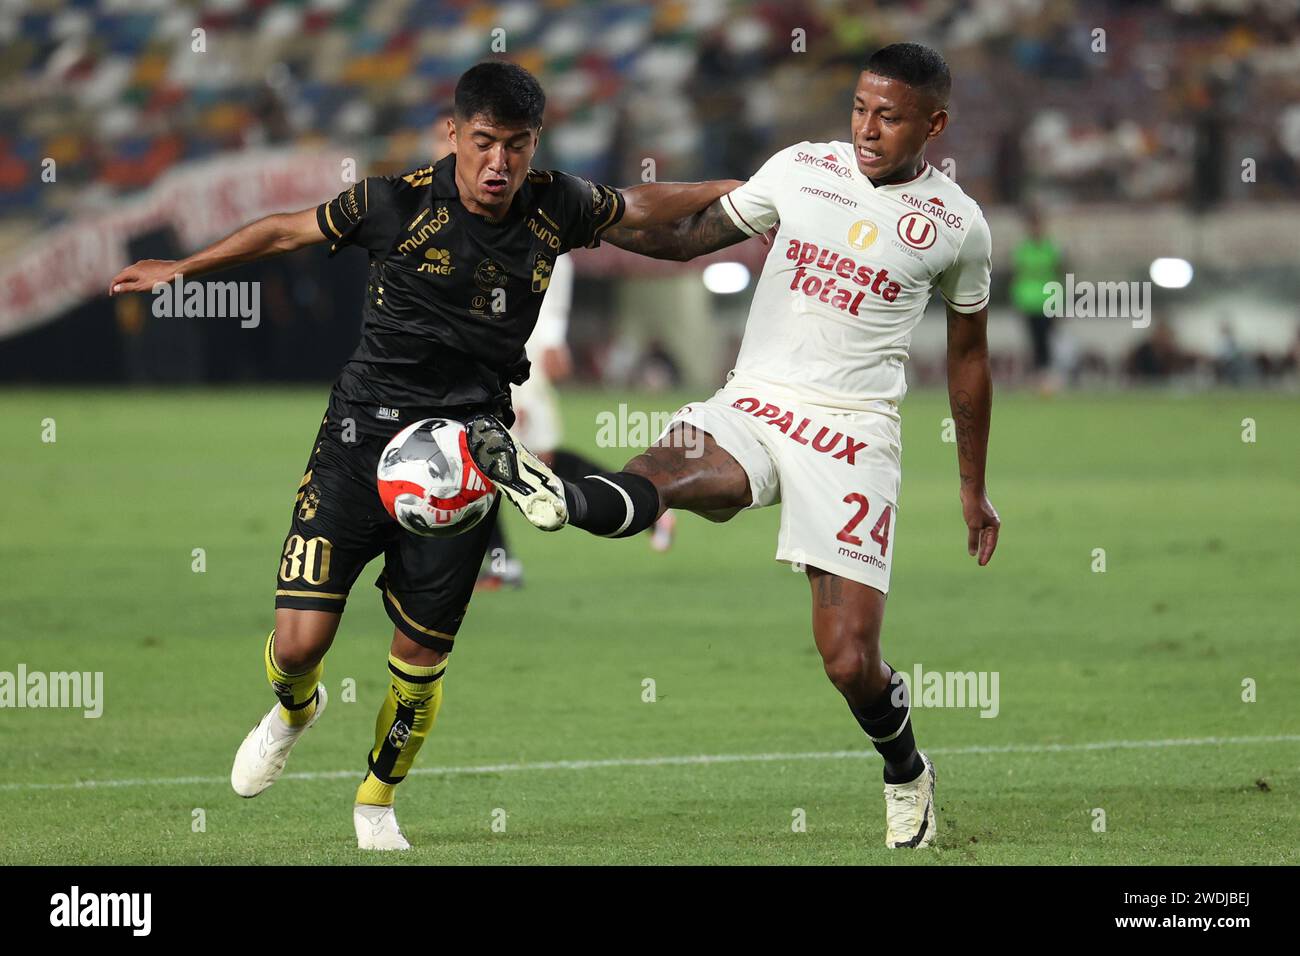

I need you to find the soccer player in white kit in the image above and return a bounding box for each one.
[468,43,1001,849]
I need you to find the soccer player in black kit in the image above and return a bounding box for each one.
[108,61,738,849]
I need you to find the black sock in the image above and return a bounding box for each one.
[562,472,660,538]
[548,448,606,483]
[851,665,923,784]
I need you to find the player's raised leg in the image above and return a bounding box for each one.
[469,417,752,536]
[806,567,935,849]
[563,421,756,534]
[230,608,338,797]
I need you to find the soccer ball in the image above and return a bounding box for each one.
[376,418,497,537]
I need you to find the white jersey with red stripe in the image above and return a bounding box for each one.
[720,141,991,412]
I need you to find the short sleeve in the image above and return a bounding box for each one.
[936,210,992,313]
[719,145,794,237]
[552,172,626,251]
[316,176,401,256]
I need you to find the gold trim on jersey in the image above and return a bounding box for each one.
[595,187,622,235]
[276,589,348,600]
[323,204,342,238]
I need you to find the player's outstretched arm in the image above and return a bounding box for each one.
[604,183,749,262]
[108,206,325,295]
[946,304,1000,566]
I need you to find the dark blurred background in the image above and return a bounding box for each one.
[1,0,1298,392]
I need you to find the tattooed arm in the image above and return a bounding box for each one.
[946,304,1001,566]
[604,192,751,262]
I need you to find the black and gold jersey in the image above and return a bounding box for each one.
[315,155,625,434]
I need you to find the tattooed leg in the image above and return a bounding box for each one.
[561,424,752,537]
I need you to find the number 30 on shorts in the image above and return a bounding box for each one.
[836,493,891,556]
[279,534,333,585]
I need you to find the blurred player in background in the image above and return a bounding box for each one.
[471,43,999,850]
[1011,206,1064,394]
[109,62,734,850]
[427,108,675,592]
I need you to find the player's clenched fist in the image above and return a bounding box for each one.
[108,259,179,296]
[960,487,1000,566]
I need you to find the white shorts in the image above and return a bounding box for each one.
[511,373,561,454]
[663,387,902,592]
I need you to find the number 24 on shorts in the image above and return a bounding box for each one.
[836,493,891,556]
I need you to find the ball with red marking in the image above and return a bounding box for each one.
[376,418,497,537]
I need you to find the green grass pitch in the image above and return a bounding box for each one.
[0,387,1296,865]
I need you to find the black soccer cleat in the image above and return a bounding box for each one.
[464,415,568,531]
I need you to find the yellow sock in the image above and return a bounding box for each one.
[264,629,322,727]
[356,653,446,806]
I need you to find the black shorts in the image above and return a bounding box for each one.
[274,414,500,653]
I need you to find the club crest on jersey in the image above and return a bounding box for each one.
[418,247,454,275]
[532,253,553,293]
[473,258,507,292]
[897,212,937,250]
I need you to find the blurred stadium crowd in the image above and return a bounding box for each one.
[1,0,1298,390]
[4,0,1299,225]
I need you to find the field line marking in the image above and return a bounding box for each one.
[1,734,1297,793]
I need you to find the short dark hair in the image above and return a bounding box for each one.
[454,61,546,129]
[864,43,951,108]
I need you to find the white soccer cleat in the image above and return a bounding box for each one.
[464,415,567,531]
[230,684,327,798]
[354,803,412,851]
[883,752,937,849]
